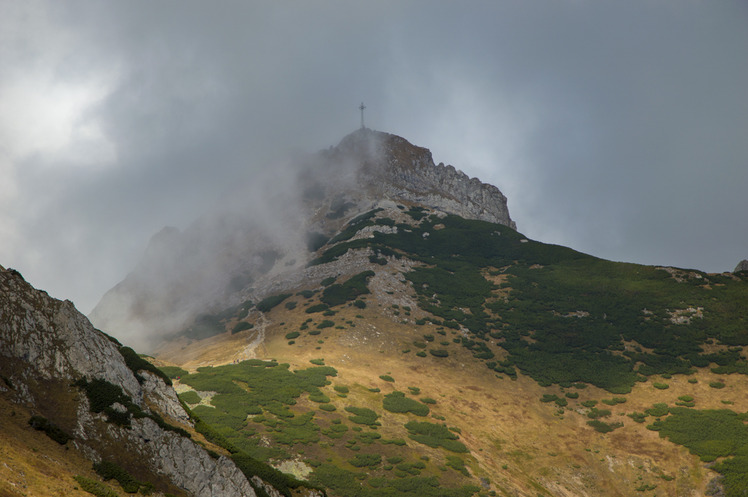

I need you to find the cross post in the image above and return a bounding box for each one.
[359,102,366,129]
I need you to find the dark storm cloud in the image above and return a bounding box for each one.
[1,1,747,314]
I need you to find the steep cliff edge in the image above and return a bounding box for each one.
[0,265,323,497]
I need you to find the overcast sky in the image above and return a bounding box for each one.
[2,1,747,314]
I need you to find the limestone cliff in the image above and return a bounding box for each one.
[0,265,322,497]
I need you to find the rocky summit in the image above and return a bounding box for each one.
[89,129,515,351]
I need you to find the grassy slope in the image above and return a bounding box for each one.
[0,390,131,497]
[154,207,748,497]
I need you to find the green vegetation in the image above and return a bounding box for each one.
[647,408,748,496]
[587,408,612,419]
[345,407,380,426]
[349,453,382,468]
[601,397,627,405]
[178,390,202,404]
[320,271,375,307]
[540,394,567,407]
[256,293,292,313]
[645,403,669,418]
[308,392,331,403]
[379,375,395,382]
[157,366,188,379]
[445,455,470,476]
[306,303,330,314]
[119,346,172,385]
[676,395,696,407]
[586,420,623,433]
[75,377,191,437]
[93,460,147,494]
[383,392,430,416]
[75,377,135,427]
[74,476,119,497]
[231,452,310,497]
[232,321,254,334]
[179,360,337,456]
[154,209,748,497]
[28,415,71,444]
[404,421,469,453]
[628,412,648,423]
[317,320,335,329]
[309,463,480,497]
[311,212,748,394]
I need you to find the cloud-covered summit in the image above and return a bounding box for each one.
[2,2,747,316]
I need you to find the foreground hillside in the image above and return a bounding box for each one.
[153,205,748,497]
[0,266,324,497]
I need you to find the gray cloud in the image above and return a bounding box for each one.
[1,1,747,314]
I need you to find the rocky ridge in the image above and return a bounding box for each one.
[90,129,515,350]
[0,265,320,497]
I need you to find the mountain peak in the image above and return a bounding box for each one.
[90,130,515,348]
[320,128,515,229]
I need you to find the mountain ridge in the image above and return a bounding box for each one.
[90,129,515,351]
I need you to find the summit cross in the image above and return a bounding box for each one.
[359,102,366,129]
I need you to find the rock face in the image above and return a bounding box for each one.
[333,128,515,228]
[734,260,748,273]
[0,265,314,497]
[90,129,515,349]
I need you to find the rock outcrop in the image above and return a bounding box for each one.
[0,265,318,497]
[332,128,515,228]
[734,260,748,273]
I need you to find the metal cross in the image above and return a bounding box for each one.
[359,102,366,129]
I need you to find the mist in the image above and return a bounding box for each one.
[1,1,747,323]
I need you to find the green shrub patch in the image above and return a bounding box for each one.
[178,390,202,405]
[306,304,330,314]
[320,271,375,307]
[586,420,623,433]
[345,406,380,426]
[28,416,71,445]
[74,476,119,497]
[93,460,144,494]
[404,421,468,453]
[232,321,254,334]
[349,453,382,468]
[256,293,292,313]
[383,392,430,416]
